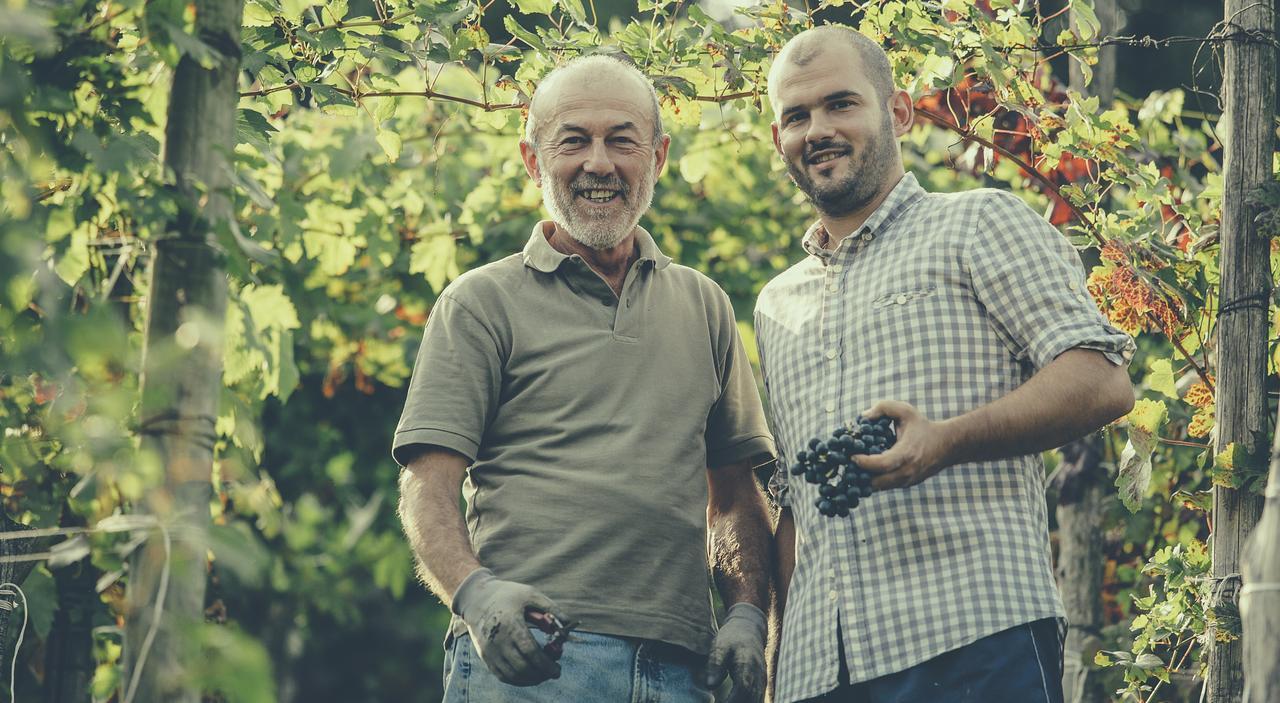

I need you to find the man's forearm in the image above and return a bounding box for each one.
[397,446,482,607]
[707,461,773,612]
[941,348,1133,467]
[767,507,795,702]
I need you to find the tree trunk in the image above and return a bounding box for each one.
[1207,1,1275,701]
[1053,435,1107,703]
[121,1,244,701]
[1242,402,1280,702]
[1056,4,1124,700]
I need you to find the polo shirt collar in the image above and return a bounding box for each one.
[800,172,926,259]
[521,221,673,272]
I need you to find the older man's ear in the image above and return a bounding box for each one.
[518,139,542,186]
[653,133,672,176]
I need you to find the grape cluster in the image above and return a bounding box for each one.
[789,417,896,518]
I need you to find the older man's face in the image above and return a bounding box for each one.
[524,79,667,250]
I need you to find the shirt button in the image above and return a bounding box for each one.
[827,284,838,292]
[825,349,837,360]
[895,293,909,305]
[1067,280,1079,291]
[861,231,874,242]
[824,402,835,413]
[828,590,839,601]
[830,264,843,274]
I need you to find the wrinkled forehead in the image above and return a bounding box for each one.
[533,70,656,135]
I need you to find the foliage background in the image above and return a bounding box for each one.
[1,0,1275,701]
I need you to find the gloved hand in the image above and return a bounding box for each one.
[452,567,565,686]
[705,602,767,702]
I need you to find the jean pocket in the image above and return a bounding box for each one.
[442,634,471,703]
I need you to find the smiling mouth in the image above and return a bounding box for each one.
[577,189,621,204]
[807,150,849,167]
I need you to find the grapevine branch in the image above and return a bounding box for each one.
[305,9,415,33]
[913,106,1102,246]
[238,83,523,111]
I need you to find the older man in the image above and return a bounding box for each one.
[394,54,775,702]
[755,26,1136,703]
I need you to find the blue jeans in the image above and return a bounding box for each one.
[442,630,715,702]
[799,618,1065,703]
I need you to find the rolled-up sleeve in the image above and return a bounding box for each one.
[966,191,1136,370]
[753,311,790,509]
[705,293,777,469]
[392,294,502,466]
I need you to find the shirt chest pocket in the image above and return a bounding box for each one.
[871,286,937,310]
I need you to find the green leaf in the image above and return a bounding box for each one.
[558,0,587,23]
[209,522,271,587]
[376,129,402,162]
[679,151,711,184]
[1117,402,1166,512]
[1134,653,1165,670]
[513,0,554,15]
[1071,0,1102,40]
[1127,398,1169,435]
[409,234,460,293]
[1146,358,1178,399]
[241,284,301,332]
[237,108,278,152]
[416,0,476,25]
[53,227,90,286]
[1210,442,1247,488]
[242,3,275,27]
[503,16,545,51]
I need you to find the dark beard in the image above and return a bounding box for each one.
[787,115,897,218]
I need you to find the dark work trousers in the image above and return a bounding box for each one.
[799,617,1065,703]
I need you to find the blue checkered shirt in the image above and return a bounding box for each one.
[755,173,1135,702]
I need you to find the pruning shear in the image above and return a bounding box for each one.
[526,609,579,660]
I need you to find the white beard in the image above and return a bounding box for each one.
[541,166,656,251]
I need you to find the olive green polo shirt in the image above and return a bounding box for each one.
[393,222,776,655]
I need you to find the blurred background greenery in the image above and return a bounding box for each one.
[1,0,1264,701]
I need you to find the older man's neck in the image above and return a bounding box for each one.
[549,225,638,294]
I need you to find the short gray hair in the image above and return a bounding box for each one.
[524,53,664,148]
[767,25,895,114]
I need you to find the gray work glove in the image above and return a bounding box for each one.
[705,602,767,702]
[452,567,565,686]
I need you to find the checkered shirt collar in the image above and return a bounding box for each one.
[800,173,926,260]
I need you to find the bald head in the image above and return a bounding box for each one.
[767,26,894,115]
[525,54,664,148]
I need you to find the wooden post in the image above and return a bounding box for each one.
[1057,4,1124,701]
[1242,403,1280,702]
[122,1,245,701]
[1054,436,1108,703]
[1207,1,1275,701]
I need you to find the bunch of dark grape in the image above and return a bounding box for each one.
[789,417,896,518]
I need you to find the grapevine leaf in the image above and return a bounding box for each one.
[1146,358,1178,399]
[1117,400,1166,511]
[513,0,554,16]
